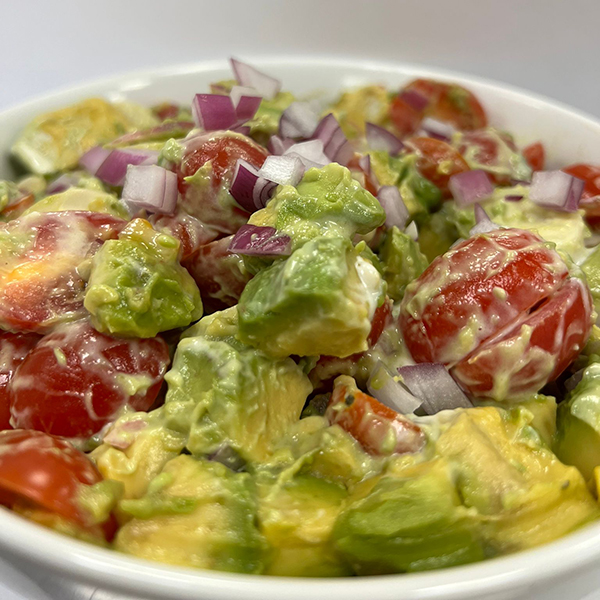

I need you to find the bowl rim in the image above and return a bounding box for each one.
[2,56,600,599]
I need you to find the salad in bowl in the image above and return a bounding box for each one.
[1,58,600,578]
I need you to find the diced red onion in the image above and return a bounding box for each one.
[268,135,296,155]
[377,185,409,230]
[323,126,349,162]
[365,123,404,156]
[420,117,456,142]
[530,170,584,213]
[332,140,355,166]
[279,102,320,139]
[284,139,330,169]
[312,113,340,147]
[230,58,281,100]
[122,164,178,216]
[230,86,262,122]
[397,363,472,414]
[259,155,305,187]
[564,368,585,393]
[79,146,111,175]
[470,204,499,236]
[232,125,251,136]
[399,89,429,112]
[228,224,292,257]
[191,94,238,131]
[229,160,278,212]
[449,169,494,208]
[46,173,80,195]
[108,121,195,147]
[367,361,422,414]
[95,149,158,187]
[404,221,418,241]
[358,154,379,192]
[207,444,246,472]
[505,194,524,202]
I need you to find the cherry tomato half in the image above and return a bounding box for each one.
[0,430,102,528]
[389,95,423,138]
[400,228,591,399]
[0,332,40,430]
[406,136,470,196]
[9,320,170,438]
[177,131,268,234]
[326,378,424,455]
[0,211,125,333]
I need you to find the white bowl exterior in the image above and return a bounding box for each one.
[1,58,600,599]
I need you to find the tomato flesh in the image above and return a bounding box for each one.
[523,142,545,172]
[563,164,600,228]
[9,320,170,438]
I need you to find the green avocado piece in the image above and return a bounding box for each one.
[163,316,312,462]
[116,455,268,574]
[379,226,428,301]
[555,362,600,481]
[332,459,486,574]
[330,85,391,138]
[582,245,600,316]
[237,236,382,358]
[84,218,203,337]
[257,473,352,576]
[23,187,129,219]
[370,151,442,218]
[247,91,295,144]
[11,98,157,175]
[248,163,385,254]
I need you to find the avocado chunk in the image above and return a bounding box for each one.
[331,85,391,138]
[237,236,383,358]
[116,455,267,574]
[84,218,203,337]
[555,361,600,481]
[379,226,428,301]
[332,459,486,574]
[11,98,157,174]
[248,163,385,254]
[257,473,351,576]
[247,91,295,143]
[582,245,600,316]
[163,313,312,462]
[23,187,129,219]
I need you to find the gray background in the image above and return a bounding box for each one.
[1,0,599,598]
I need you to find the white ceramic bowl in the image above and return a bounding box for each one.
[1,58,600,600]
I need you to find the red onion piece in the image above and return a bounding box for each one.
[404,221,418,241]
[284,139,330,169]
[470,204,499,236]
[46,173,80,195]
[312,113,340,147]
[279,102,320,139]
[420,117,456,142]
[365,123,404,156]
[108,121,195,147]
[358,154,380,192]
[95,149,158,187]
[268,135,296,155]
[377,185,409,230]
[367,361,422,414]
[505,194,524,202]
[122,164,178,216]
[230,86,262,122]
[332,140,355,166]
[230,58,281,100]
[259,155,305,187]
[229,160,278,213]
[323,126,349,162]
[530,170,584,213]
[207,444,246,472]
[449,169,493,208]
[191,94,238,131]
[228,224,292,257]
[399,89,429,112]
[232,125,251,136]
[397,363,472,414]
[79,146,111,175]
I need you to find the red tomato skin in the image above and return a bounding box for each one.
[0,333,40,430]
[400,229,570,366]
[405,136,470,196]
[9,320,170,438]
[563,164,600,229]
[523,142,545,172]
[0,211,125,333]
[0,430,101,526]
[183,236,252,314]
[177,131,268,235]
[452,278,593,398]
[326,380,424,455]
[389,96,422,138]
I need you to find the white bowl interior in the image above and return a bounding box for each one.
[1,58,600,600]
